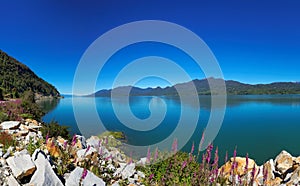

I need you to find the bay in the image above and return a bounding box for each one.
[39,95,300,164]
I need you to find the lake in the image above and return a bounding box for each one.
[40,95,300,164]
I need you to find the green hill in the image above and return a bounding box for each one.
[0,50,60,98]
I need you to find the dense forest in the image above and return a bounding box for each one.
[0,50,60,99]
[92,78,300,97]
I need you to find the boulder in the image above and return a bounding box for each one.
[29,149,63,186]
[77,146,97,159]
[275,150,293,174]
[75,135,87,149]
[1,121,20,130]
[219,157,257,178]
[121,163,136,179]
[263,159,276,182]
[286,166,300,185]
[6,175,20,186]
[86,136,101,149]
[46,138,61,158]
[65,167,105,186]
[6,151,36,180]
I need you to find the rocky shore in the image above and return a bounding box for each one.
[0,120,146,186]
[1,119,300,185]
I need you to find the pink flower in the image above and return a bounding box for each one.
[71,134,77,146]
[149,174,154,180]
[154,148,158,162]
[146,147,151,163]
[198,131,205,152]
[181,160,187,170]
[190,142,195,154]
[81,168,88,180]
[244,153,249,174]
[63,141,68,149]
[45,132,49,143]
[172,138,178,153]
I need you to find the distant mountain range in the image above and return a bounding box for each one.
[91,78,300,97]
[0,50,60,98]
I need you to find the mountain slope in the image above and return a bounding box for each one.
[0,50,60,97]
[91,78,300,96]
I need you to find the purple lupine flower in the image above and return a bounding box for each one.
[225,151,228,163]
[63,140,68,149]
[98,139,102,147]
[105,154,112,161]
[181,160,187,170]
[146,147,151,163]
[99,147,103,156]
[45,132,49,143]
[205,143,213,164]
[154,148,158,162]
[198,131,205,152]
[172,138,178,153]
[190,142,195,154]
[244,153,249,174]
[84,145,91,156]
[212,147,219,168]
[250,164,256,184]
[81,168,88,180]
[263,165,268,183]
[149,174,154,180]
[71,134,77,146]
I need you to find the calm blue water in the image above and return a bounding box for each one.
[41,95,300,164]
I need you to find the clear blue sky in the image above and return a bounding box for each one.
[1,0,300,94]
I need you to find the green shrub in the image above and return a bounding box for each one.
[0,131,17,152]
[40,120,71,141]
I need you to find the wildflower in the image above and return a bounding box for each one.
[244,153,249,174]
[98,139,102,147]
[71,134,77,146]
[99,147,103,156]
[205,143,213,164]
[105,154,112,161]
[172,138,178,153]
[154,148,158,162]
[146,147,151,163]
[81,168,88,180]
[224,151,228,163]
[190,142,195,154]
[263,165,268,183]
[181,160,187,170]
[45,132,49,143]
[84,145,91,156]
[198,130,205,152]
[149,173,154,180]
[250,164,256,184]
[63,140,68,149]
[212,147,219,167]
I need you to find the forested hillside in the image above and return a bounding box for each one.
[0,50,60,98]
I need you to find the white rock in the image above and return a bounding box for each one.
[29,149,63,186]
[121,163,136,179]
[6,152,36,179]
[6,175,20,186]
[25,132,37,143]
[77,147,97,158]
[136,157,147,165]
[137,171,145,178]
[65,167,105,186]
[86,136,101,148]
[0,121,20,130]
[76,135,87,149]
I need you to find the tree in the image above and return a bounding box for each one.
[22,90,35,103]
